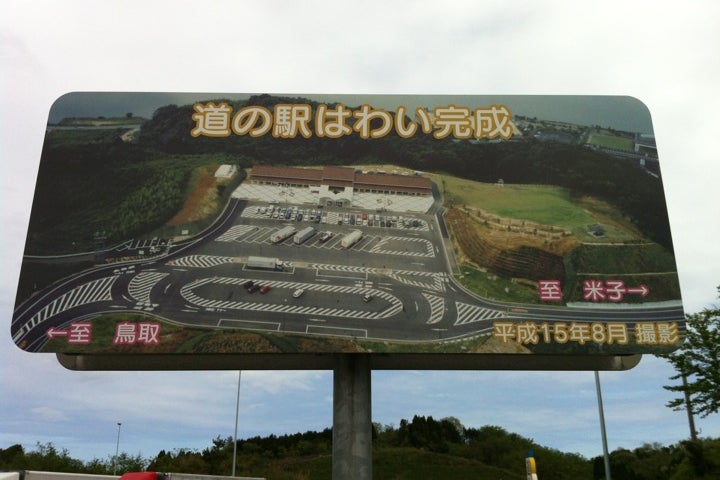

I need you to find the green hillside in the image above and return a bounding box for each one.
[2,416,718,480]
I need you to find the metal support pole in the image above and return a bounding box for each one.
[333,354,372,480]
[113,422,122,475]
[232,371,242,476]
[595,371,611,480]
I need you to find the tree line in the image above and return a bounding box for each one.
[2,416,718,480]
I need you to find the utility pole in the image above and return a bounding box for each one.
[113,422,122,475]
[595,372,611,480]
[232,371,242,476]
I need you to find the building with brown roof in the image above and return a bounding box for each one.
[250,165,432,208]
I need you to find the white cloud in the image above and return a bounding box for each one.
[242,370,329,395]
[29,407,69,423]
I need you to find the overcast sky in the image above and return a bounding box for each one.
[2,0,720,466]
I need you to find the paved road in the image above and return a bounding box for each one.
[12,199,685,353]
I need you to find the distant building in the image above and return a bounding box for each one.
[214,164,238,178]
[250,165,432,208]
[634,133,657,157]
[590,225,606,238]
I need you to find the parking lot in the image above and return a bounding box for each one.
[241,204,430,231]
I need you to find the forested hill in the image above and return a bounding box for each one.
[2,416,718,480]
[138,95,674,249]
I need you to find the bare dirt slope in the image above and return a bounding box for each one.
[167,165,220,226]
[446,207,579,282]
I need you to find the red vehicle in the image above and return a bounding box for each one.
[119,472,259,480]
[259,284,271,294]
[120,474,164,480]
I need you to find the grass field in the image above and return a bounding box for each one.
[586,132,634,151]
[456,266,540,304]
[432,173,641,242]
[435,175,591,225]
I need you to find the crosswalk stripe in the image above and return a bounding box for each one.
[453,301,504,326]
[423,293,445,324]
[168,255,235,268]
[128,272,168,303]
[17,277,118,339]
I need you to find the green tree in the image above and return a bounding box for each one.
[201,436,234,475]
[147,448,208,474]
[112,452,149,474]
[663,286,720,420]
[0,444,26,469]
[25,442,84,472]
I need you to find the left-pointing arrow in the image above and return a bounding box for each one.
[46,327,69,339]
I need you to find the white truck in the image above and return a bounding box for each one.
[269,225,297,243]
[293,226,316,244]
[340,229,363,249]
[246,256,283,270]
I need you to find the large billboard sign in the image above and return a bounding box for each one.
[12,93,684,370]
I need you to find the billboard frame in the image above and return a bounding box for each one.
[11,92,685,369]
[56,352,643,371]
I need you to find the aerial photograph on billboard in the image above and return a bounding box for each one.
[11,93,684,357]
